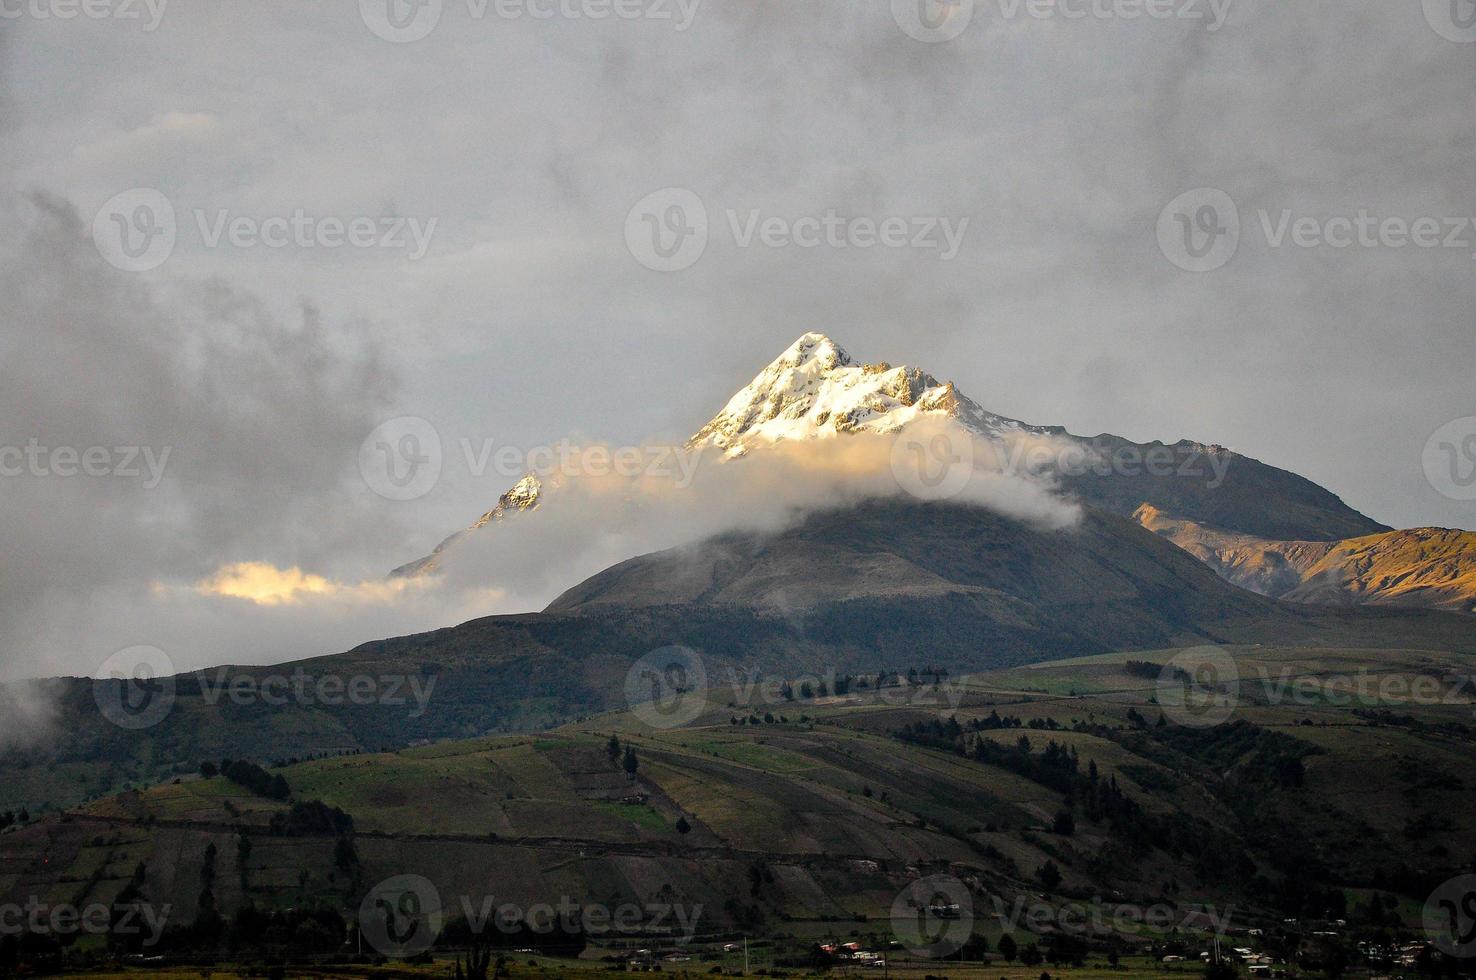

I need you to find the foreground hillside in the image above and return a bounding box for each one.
[3,645,1474,974]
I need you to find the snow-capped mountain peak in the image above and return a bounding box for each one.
[686,332,1033,455]
[393,333,1029,577]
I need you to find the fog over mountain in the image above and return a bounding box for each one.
[1,1,1472,683]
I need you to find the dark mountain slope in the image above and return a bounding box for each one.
[4,501,1468,817]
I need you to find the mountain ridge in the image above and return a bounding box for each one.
[392,332,1386,578]
[1136,504,1476,615]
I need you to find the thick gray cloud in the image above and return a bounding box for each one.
[0,0,1471,679]
[0,193,401,679]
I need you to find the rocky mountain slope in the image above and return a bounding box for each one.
[1136,505,1476,615]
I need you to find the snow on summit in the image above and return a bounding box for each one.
[393,333,1026,577]
[687,332,1035,455]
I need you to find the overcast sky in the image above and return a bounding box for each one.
[0,0,1472,682]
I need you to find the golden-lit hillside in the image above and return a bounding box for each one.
[1135,505,1476,615]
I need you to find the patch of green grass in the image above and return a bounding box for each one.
[590,800,672,832]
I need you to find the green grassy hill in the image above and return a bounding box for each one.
[4,645,1474,974]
